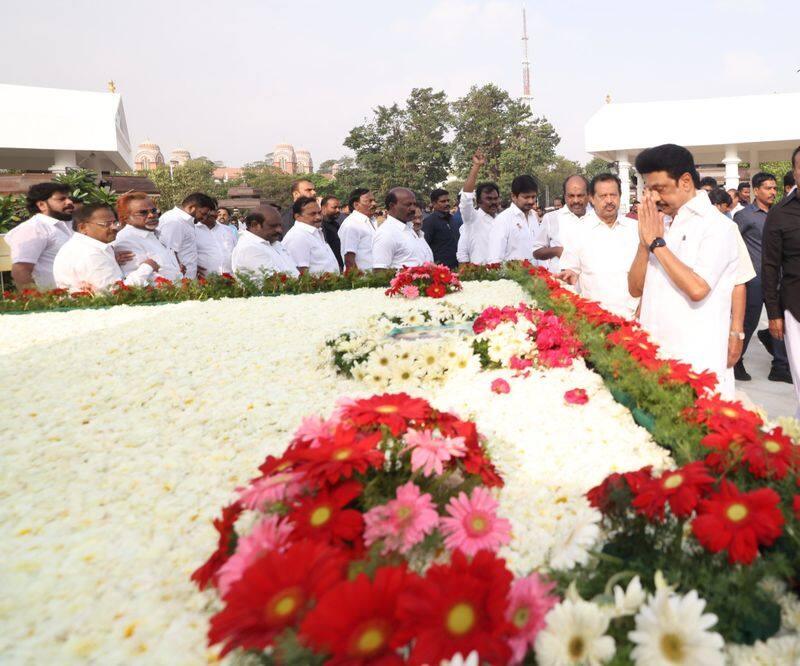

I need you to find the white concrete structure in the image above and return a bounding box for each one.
[585,92,800,212]
[0,83,133,173]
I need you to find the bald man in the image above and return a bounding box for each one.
[280,179,317,234]
[534,174,590,273]
[372,187,422,270]
[232,205,299,277]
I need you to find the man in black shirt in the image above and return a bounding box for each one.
[762,145,800,416]
[320,195,344,270]
[422,188,461,269]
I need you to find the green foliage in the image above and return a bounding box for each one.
[760,160,792,202]
[0,194,27,233]
[537,156,583,207]
[239,163,335,209]
[344,87,454,200]
[53,169,118,206]
[582,156,616,180]
[146,159,226,210]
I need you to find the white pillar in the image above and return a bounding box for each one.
[617,151,631,213]
[48,150,78,174]
[723,145,741,190]
[635,168,644,202]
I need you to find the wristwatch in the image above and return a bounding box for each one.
[648,237,666,252]
[729,331,745,340]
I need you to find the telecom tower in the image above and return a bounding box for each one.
[521,7,534,113]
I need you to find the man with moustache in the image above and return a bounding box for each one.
[320,196,344,270]
[423,188,460,269]
[280,179,317,234]
[457,150,501,265]
[338,188,378,271]
[283,197,339,275]
[487,174,540,264]
[559,173,639,318]
[533,175,590,273]
[7,183,76,290]
[372,188,422,270]
[232,206,299,277]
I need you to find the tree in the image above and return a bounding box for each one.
[536,156,582,207]
[146,158,223,210]
[343,87,453,200]
[239,163,335,209]
[317,159,338,175]
[582,157,616,180]
[451,84,561,193]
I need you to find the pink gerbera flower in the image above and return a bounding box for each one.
[440,486,511,556]
[217,515,294,596]
[293,414,338,448]
[403,429,466,476]
[400,284,420,299]
[506,574,559,663]
[237,471,303,510]
[364,481,439,554]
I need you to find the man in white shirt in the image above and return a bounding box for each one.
[409,206,434,264]
[157,192,216,279]
[533,175,590,273]
[280,179,317,234]
[6,183,76,290]
[373,188,423,270]
[457,150,501,265]
[113,192,183,283]
[232,206,299,278]
[559,173,640,318]
[195,206,237,276]
[53,204,158,292]
[216,207,239,244]
[629,144,739,396]
[338,188,378,271]
[487,174,540,264]
[283,197,340,275]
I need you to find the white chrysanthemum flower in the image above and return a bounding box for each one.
[629,588,724,666]
[547,506,601,571]
[612,575,646,618]
[535,598,615,666]
[726,634,800,666]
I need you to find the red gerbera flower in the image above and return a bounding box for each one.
[288,480,364,547]
[299,565,410,664]
[396,550,513,665]
[691,397,763,432]
[208,539,349,656]
[587,466,653,514]
[191,501,243,590]
[340,393,432,436]
[437,415,503,487]
[741,428,799,480]
[286,427,384,486]
[691,481,784,564]
[425,283,447,298]
[632,462,714,520]
[700,422,760,472]
[793,495,800,520]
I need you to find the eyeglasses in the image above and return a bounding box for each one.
[130,208,160,218]
[88,219,122,229]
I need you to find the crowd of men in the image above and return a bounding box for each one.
[6,143,800,413]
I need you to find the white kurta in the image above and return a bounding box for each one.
[5,213,73,289]
[560,212,640,318]
[195,222,237,275]
[231,230,299,277]
[53,232,154,292]
[407,224,434,265]
[457,190,496,264]
[533,207,586,273]
[338,211,376,270]
[283,221,340,275]
[372,216,421,269]
[113,225,183,283]
[486,202,539,264]
[157,207,198,279]
[639,191,739,391]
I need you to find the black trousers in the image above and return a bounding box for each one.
[744,277,789,371]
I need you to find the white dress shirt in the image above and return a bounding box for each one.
[560,211,640,318]
[639,191,739,391]
[533,207,586,273]
[231,230,299,277]
[113,225,183,283]
[283,221,340,275]
[457,191,497,264]
[338,210,377,270]
[195,222,237,275]
[487,203,539,264]
[372,216,421,269]
[53,232,154,292]
[157,207,198,279]
[408,224,434,264]
[5,213,74,289]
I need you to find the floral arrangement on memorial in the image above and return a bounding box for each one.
[192,393,568,664]
[385,262,463,299]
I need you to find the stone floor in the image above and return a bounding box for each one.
[735,316,797,420]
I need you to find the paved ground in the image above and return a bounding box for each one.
[735,315,797,420]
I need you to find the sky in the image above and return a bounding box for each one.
[2,0,798,168]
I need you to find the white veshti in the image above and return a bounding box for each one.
[0,281,671,663]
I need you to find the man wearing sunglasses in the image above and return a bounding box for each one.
[113,192,183,282]
[53,203,159,292]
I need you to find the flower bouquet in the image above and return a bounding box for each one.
[386,263,463,299]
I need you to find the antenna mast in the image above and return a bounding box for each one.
[521,7,533,112]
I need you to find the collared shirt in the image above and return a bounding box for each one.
[639,190,739,384]
[731,224,756,285]
[408,224,434,265]
[733,202,769,277]
[422,209,460,269]
[560,212,640,318]
[5,213,74,289]
[338,210,377,270]
[533,207,586,273]
[283,221,340,275]
[231,229,299,277]
[457,191,496,264]
[112,225,184,283]
[195,222,237,275]
[487,202,539,264]
[372,216,421,269]
[321,215,344,270]
[53,232,154,292]
[763,190,800,320]
[157,207,198,279]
